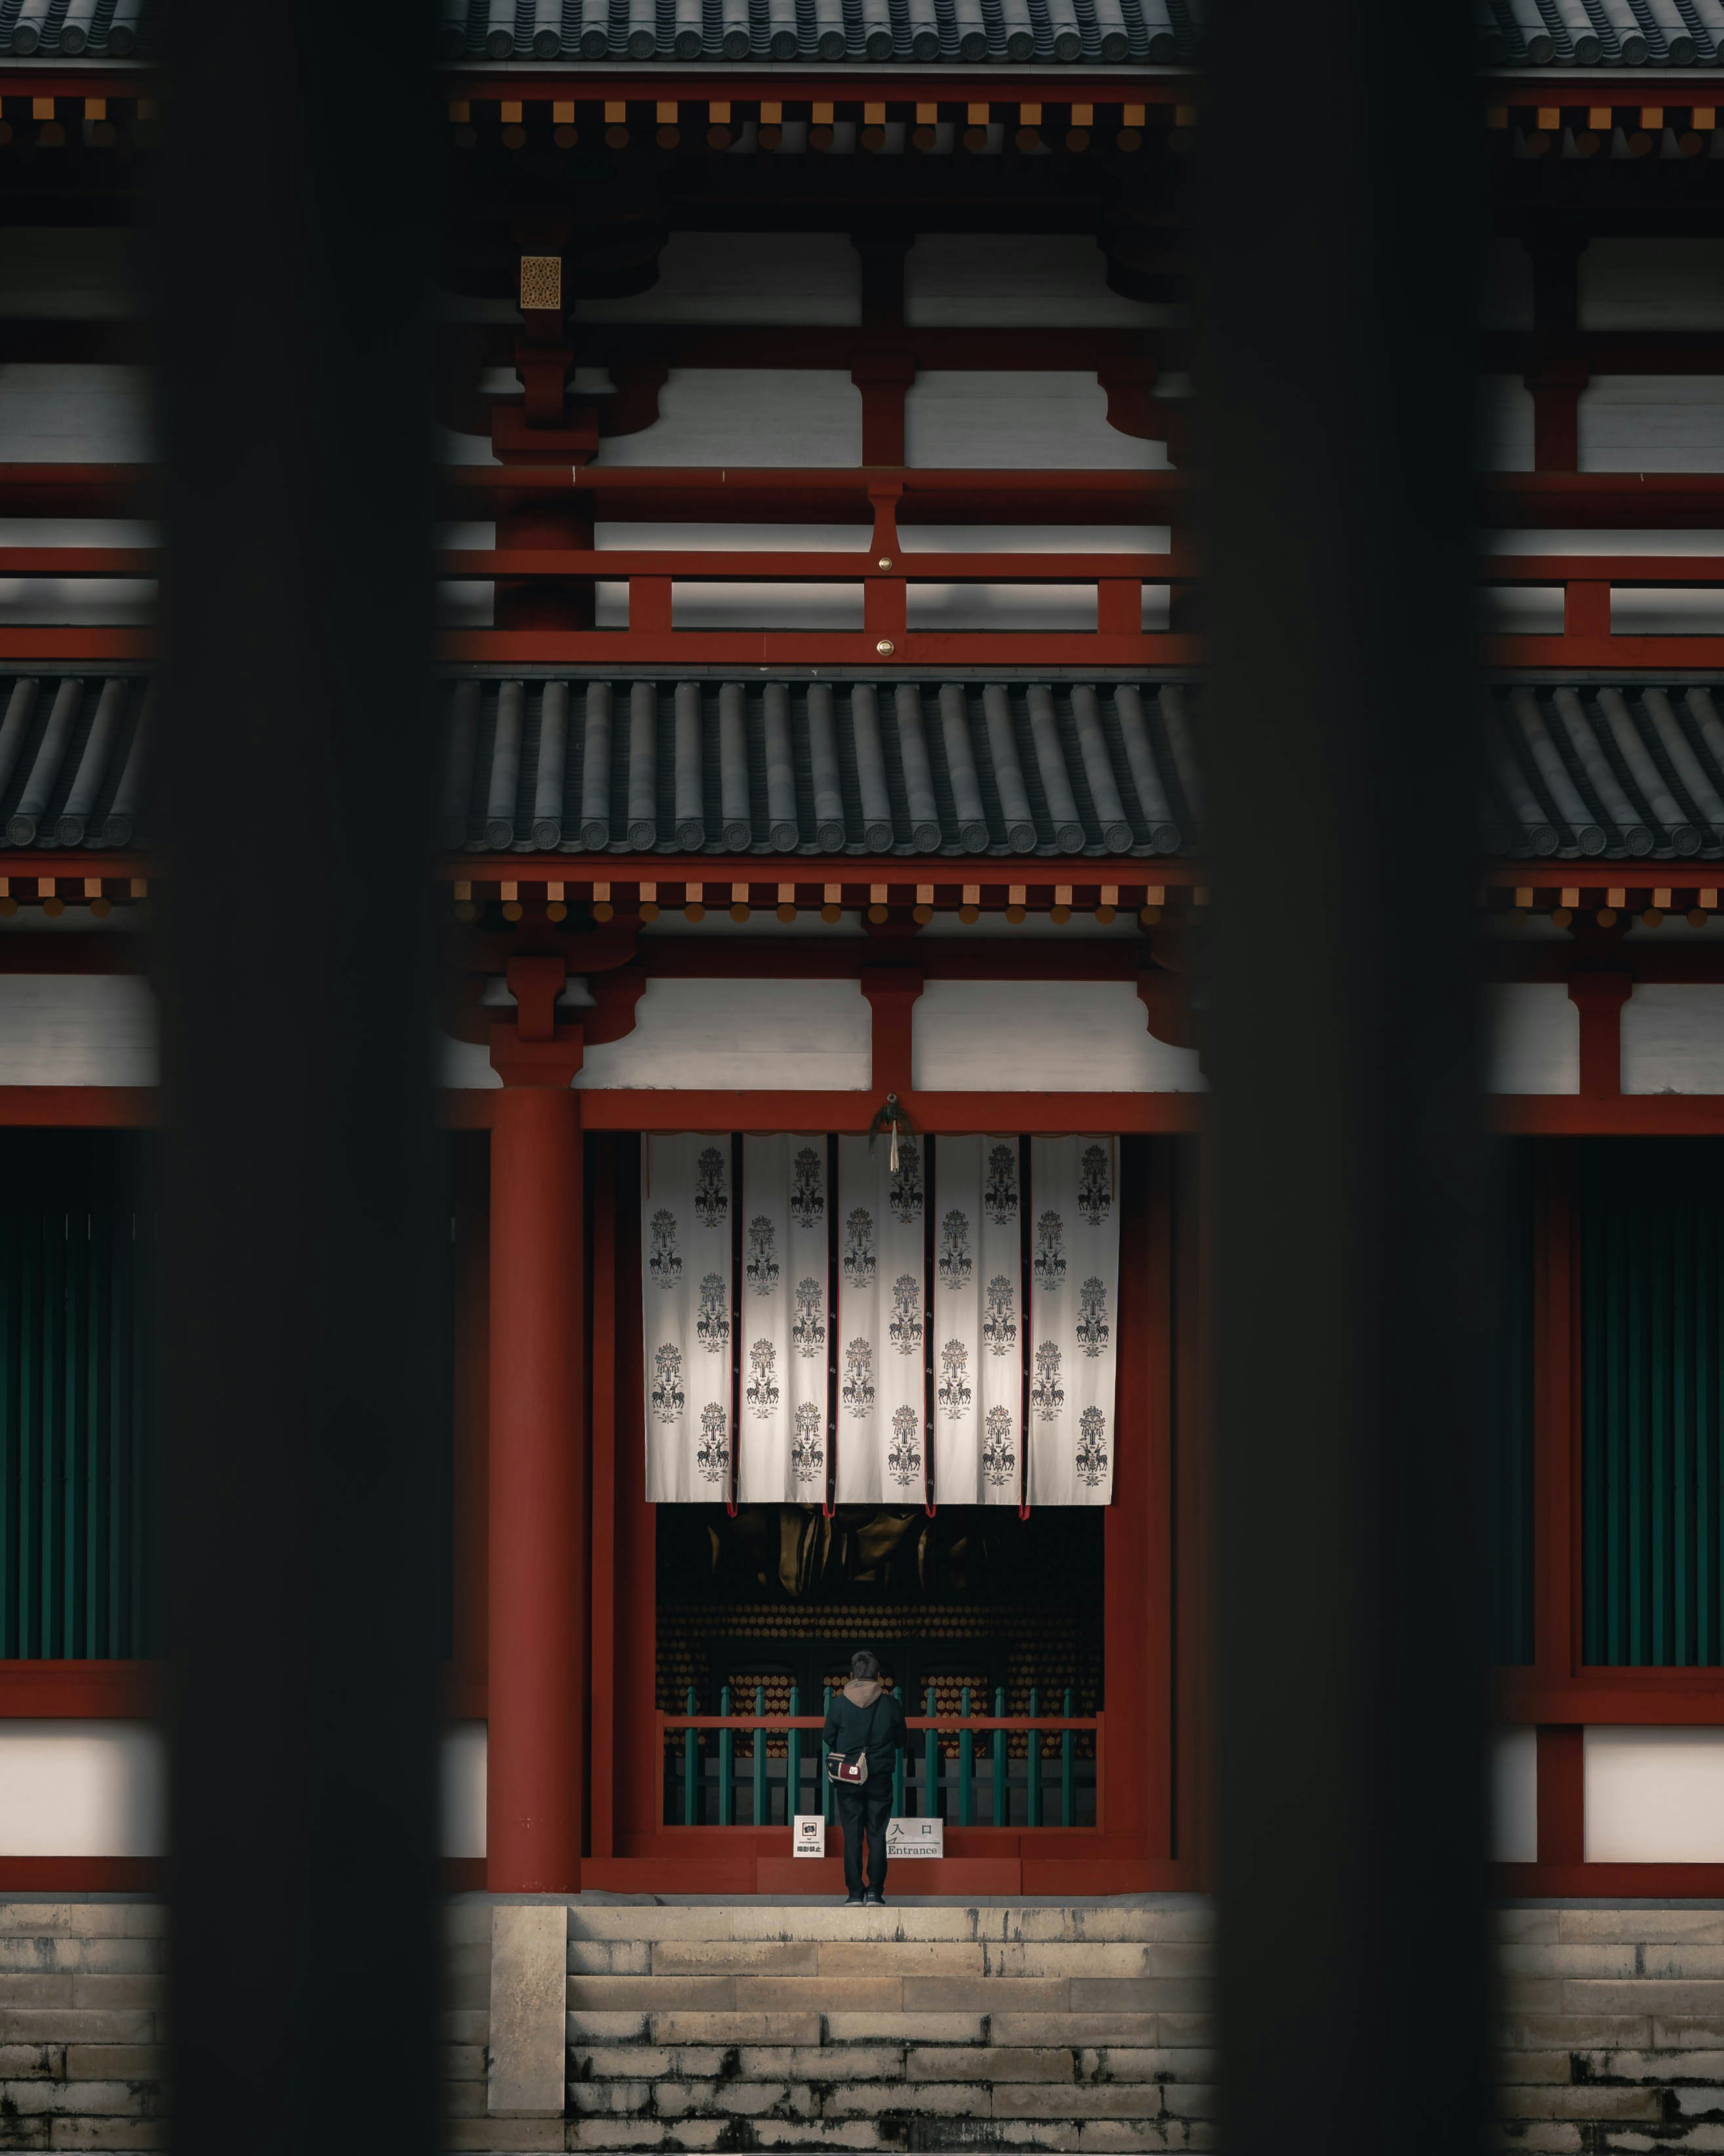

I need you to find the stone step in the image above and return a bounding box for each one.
[564,1898,1210,1948]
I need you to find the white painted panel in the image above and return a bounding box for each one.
[912,980,1204,1093]
[1622,984,1724,1094]
[1585,1726,1724,1862]
[1489,529,1724,556]
[1491,1726,1538,1865]
[0,365,152,462]
[906,235,1177,328]
[435,423,500,467]
[0,975,158,1086]
[907,582,1095,629]
[438,1032,501,1089]
[1582,378,1724,473]
[1581,239,1724,330]
[598,370,860,468]
[1486,983,1578,1095]
[672,581,862,628]
[442,1722,487,1859]
[906,373,1166,471]
[576,233,862,325]
[0,229,140,319]
[1478,377,1534,472]
[900,525,1171,553]
[598,522,866,551]
[0,581,154,624]
[577,977,871,1089]
[0,1722,165,1856]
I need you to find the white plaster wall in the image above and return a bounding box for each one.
[1621,984,1724,1094]
[0,976,158,1086]
[905,235,1176,328]
[576,233,862,325]
[1478,377,1535,472]
[1581,239,1724,330]
[906,373,1167,470]
[1585,1726,1724,1862]
[1491,1725,1538,1865]
[0,1722,165,1856]
[1581,377,1724,472]
[597,370,861,467]
[912,979,1204,1092]
[576,977,871,1089]
[443,1721,487,1859]
[1485,983,1579,1095]
[0,365,153,462]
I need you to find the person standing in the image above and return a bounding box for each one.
[823,1650,907,1906]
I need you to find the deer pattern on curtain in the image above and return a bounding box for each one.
[642,1133,1119,1507]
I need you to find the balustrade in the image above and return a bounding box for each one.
[664,1679,1098,1830]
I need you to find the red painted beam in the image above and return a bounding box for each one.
[0,1088,156,1127]
[437,629,1187,663]
[1489,1096,1724,1135]
[0,1660,157,1716]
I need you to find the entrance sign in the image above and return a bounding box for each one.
[792,1815,826,1858]
[885,1817,943,1859]
[642,1133,1118,1505]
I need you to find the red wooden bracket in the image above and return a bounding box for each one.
[1568,972,1630,1098]
[860,965,924,1097]
[1535,1724,1584,1865]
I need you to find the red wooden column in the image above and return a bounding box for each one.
[488,956,588,1889]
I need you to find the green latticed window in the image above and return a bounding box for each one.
[1582,1137,1724,1667]
[0,1131,153,1658]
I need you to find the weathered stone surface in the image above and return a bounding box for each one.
[816,1941,987,1975]
[1495,2085,1664,2122]
[1562,1909,1724,1945]
[823,2013,986,2044]
[0,2046,60,2078]
[651,1942,819,1976]
[62,2046,164,2081]
[488,1903,568,2120]
[47,2123,171,2151]
[902,1977,1070,2013]
[735,1976,906,2011]
[0,2013,152,2048]
[906,2047,1075,2083]
[567,2010,651,2043]
[567,1940,651,1977]
[825,2079,992,2115]
[994,2083,1169,2119]
[648,2011,822,2046]
[448,2118,565,2150]
[992,2014,1163,2046]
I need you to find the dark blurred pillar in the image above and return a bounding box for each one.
[152,7,441,2154]
[1197,9,1492,2156]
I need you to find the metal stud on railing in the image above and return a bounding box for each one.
[993,1685,1007,1825]
[1062,1686,1075,1828]
[924,1685,939,1818]
[787,1684,802,1823]
[719,1684,734,1826]
[1026,1684,1041,1828]
[959,1685,974,1826]
[684,1684,699,1825]
[753,1683,767,1826]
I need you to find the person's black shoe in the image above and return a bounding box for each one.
[844,1892,864,1905]
[862,1891,885,1905]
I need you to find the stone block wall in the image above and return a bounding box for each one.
[16,1894,1724,2151]
[0,1899,167,2151]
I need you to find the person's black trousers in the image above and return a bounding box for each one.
[834,1775,893,1897]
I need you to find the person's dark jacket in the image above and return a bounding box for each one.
[823,1678,906,1780]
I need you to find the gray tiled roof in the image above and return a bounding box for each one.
[0,674,147,849]
[1481,0,1724,66]
[6,0,1719,63]
[1486,683,1724,860]
[438,0,1192,63]
[442,675,1203,858]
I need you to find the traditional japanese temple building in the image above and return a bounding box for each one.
[3,3,1724,2149]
